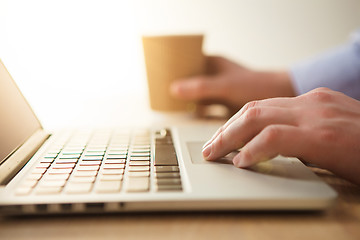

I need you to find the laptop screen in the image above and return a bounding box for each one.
[0,60,42,164]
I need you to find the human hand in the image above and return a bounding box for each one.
[202,88,360,185]
[170,56,295,111]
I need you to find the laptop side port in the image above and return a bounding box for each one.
[86,202,105,212]
[61,203,72,212]
[36,204,47,213]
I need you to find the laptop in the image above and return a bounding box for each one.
[0,59,337,215]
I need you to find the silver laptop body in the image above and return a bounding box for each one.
[0,59,337,215]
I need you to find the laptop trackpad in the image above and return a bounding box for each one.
[187,142,237,165]
[186,142,313,180]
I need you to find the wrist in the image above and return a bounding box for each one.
[274,71,296,97]
[256,70,296,98]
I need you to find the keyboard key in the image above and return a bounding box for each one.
[36,163,51,168]
[156,178,181,185]
[44,153,58,158]
[95,181,122,193]
[62,148,84,153]
[132,145,150,149]
[39,158,55,163]
[65,183,93,194]
[86,147,106,151]
[155,172,180,178]
[20,180,38,188]
[98,174,123,181]
[77,165,100,171]
[155,166,179,172]
[126,177,149,192]
[79,160,101,166]
[108,145,128,150]
[154,144,178,166]
[48,168,73,174]
[47,149,62,154]
[82,156,103,161]
[128,171,150,177]
[42,173,70,181]
[130,156,150,161]
[103,159,126,164]
[85,149,105,153]
[131,149,150,153]
[156,185,182,191]
[54,159,78,163]
[101,169,125,175]
[61,150,83,155]
[103,163,125,169]
[106,154,127,159]
[129,161,150,166]
[70,176,96,183]
[73,170,98,177]
[52,163,75,169]
[15,187,32,196]
[130,153,150,157]
[84,151,105,156]
[128,166,150,172]
[107,150,127,155]
[35,186,62,195]
[39,179,66,187]
[58,154,81,159]
[32,168,47,174]
[26,173,43,180]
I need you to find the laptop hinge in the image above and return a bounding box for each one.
[0,129,50,185]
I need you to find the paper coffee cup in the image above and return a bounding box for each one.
[142,35,205,111]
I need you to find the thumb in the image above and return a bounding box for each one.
[170,76,222,101]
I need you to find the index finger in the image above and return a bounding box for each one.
[203,97,295,149]
[203,105,296,161]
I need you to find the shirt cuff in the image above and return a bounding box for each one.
[290,32,360,100]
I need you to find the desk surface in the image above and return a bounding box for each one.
[0,168,359,240]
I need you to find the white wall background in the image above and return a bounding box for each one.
[0,0,359,128]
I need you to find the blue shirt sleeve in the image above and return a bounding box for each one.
[290,30,360,100]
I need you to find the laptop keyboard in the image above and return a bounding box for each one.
[15,129,183,195]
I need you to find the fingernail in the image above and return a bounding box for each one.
[234,148,251,168]
[202,144,212,160]
[233,156,244,168]
[170,82,182,96]
[202,139,212,149]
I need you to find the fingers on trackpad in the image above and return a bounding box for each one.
[186,142,238,165]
